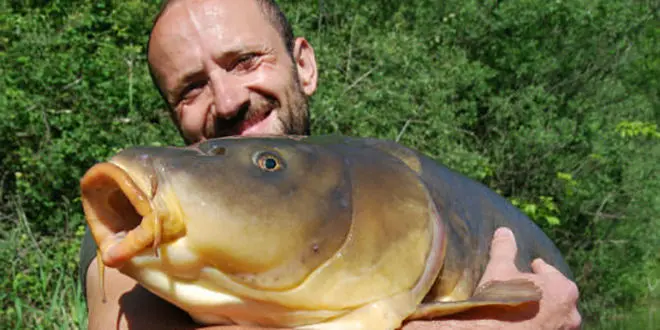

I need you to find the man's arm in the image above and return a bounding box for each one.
[84,227,580,329]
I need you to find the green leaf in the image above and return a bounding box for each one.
[544,215,561,226]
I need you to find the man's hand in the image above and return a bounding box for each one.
[403,227,581,329]
[477,227,581,327]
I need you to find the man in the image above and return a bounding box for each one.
[80,0,581,329]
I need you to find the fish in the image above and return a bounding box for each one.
[80,135,573,330]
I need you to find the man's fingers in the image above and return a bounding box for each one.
[531,258,562,275]
[532,258,581,312]
[532,258,581,302]
[568,308,583,329]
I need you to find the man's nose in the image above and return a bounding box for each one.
[209,70,250,119]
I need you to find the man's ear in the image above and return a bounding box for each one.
[293,37,318,96]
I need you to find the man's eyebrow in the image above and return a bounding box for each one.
[213,42,271,64]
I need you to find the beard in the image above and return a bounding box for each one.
[277,77,310,136]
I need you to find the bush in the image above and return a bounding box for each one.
[1,0,658,327]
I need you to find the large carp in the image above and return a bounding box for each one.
[80,135,572,330]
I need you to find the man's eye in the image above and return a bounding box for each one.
[231,53,259,72]
[179,81,206,103]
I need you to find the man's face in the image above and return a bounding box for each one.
[148,0,318,143]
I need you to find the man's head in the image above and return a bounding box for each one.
[147,0,318,144]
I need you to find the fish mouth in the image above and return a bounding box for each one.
[80,162,161,268]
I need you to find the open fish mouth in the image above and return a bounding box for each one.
[80,161,177,268]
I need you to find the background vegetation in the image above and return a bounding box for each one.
[1,0,658,328]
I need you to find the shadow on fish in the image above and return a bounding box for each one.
[80,135,573,330]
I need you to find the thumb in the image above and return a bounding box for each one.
[489,227,518,263]
[481,227,520,281]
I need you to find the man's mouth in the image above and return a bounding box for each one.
[213,109,277,137]
[240,110,278,136]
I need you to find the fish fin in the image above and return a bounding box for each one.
[407,279,541,320]
[471,278,542,302]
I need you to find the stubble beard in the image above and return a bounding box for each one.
[245,67,310,137]
[278,77,310,136]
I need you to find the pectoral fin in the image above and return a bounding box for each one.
[407,279,542,320]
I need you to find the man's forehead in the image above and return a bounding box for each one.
[155,0,265,34]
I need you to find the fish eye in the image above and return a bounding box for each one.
[253,152,284,172]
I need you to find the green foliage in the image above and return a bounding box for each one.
[616,121,660,139]
[0,200,87,329]
[1,0,658,328]
[0,0,181,235]
[511,195,562,226]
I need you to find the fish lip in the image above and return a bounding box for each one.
[80,162,154,268]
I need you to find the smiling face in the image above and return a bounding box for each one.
[148,0,318,143]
